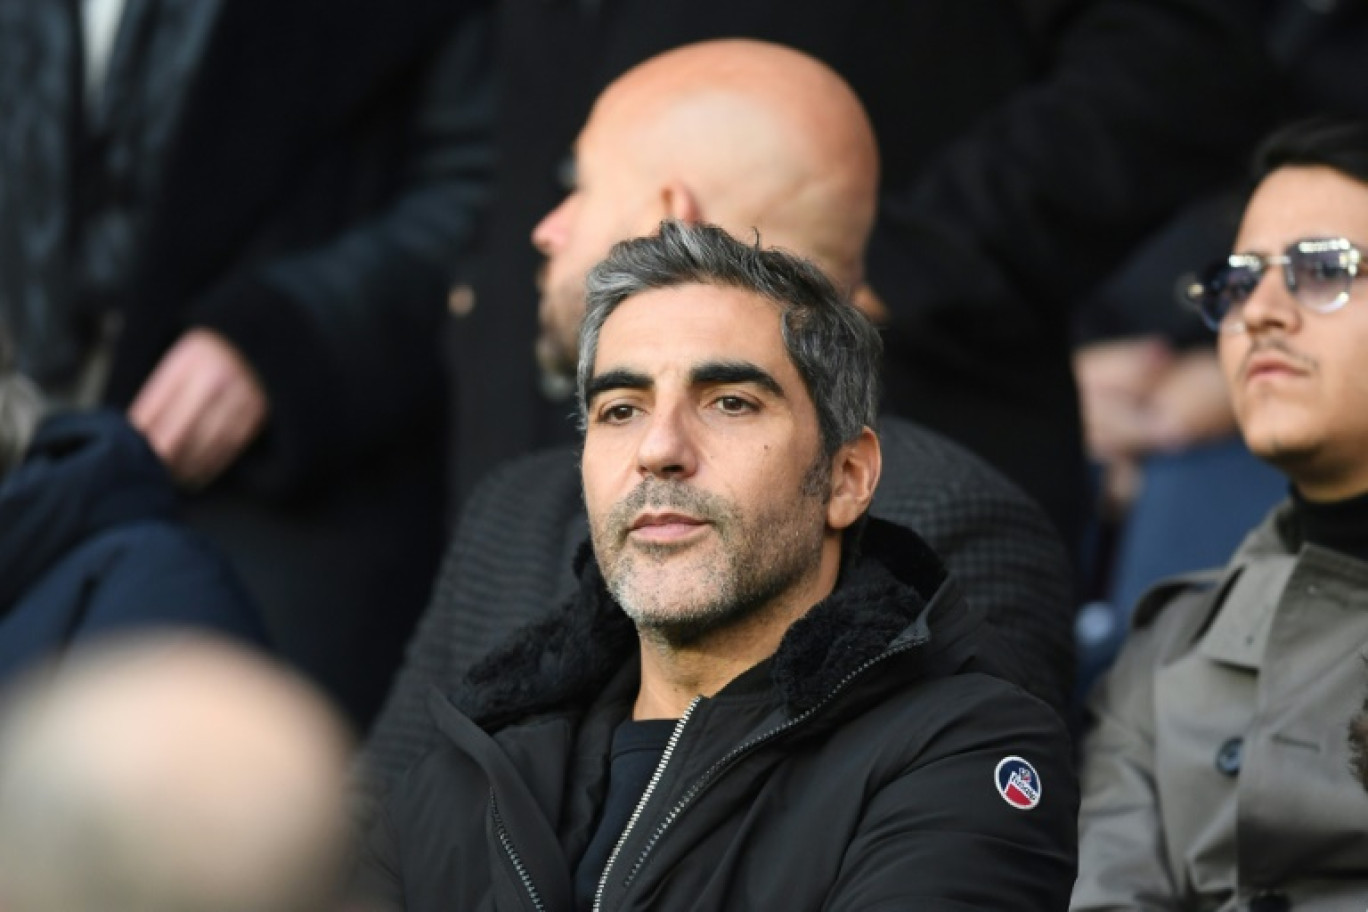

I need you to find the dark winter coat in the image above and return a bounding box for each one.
[0,411,265,684]
[353,518,1078,911]
[360,416,1075,814]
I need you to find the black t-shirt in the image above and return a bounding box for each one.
[573,718,674,911]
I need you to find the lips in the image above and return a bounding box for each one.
[1239,342,1314,385]
[627,511,709,543]
[630,512,705,530]
[1243,354,1306,383]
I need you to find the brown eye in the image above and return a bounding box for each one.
[599,403,638,424]
[714,396,755,415]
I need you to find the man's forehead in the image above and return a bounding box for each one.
[590,285,804,391]
[595,284,785,361]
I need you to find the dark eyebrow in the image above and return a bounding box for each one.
[690,361,786,399]
[585,368,652,405]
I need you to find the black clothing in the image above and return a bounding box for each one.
[0,0,494,726]
[1076,0,1368,351]
[572,719,672,910]
[452,0,1274,553]
[1289,486,1368,562]
[360,416,1075,811]
[353,519,1078,911]
[0,410,265,684]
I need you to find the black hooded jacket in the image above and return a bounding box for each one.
[0,410,265,683]
[354,518,1077,911]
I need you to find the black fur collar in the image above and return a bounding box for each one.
[458,518,958,729]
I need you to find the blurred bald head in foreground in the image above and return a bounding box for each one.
[0,635,353,912]
[532,38,880,384]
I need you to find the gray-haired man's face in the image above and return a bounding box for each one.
[580,282,836,645]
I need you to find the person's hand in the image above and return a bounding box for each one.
[1145,349,1236,451]
[1076,338,1236,515]
[129,329,269,488]
[1074,336,1174,461]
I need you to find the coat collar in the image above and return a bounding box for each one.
[456,517,972,731]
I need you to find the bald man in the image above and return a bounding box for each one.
[0,635,352,912]
[359,39,1074,811]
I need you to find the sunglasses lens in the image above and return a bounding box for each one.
[1288,245,1353,311]
[1194,261,1260,329]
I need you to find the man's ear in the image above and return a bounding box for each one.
[826,427,881,531]
[660,180,703,224]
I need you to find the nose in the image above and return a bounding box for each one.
[1235,265,1301,335]
[635,402,698,481]
[532,196,573,256]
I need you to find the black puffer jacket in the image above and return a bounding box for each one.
[354,519,1077,911]
[359,416,1075,819]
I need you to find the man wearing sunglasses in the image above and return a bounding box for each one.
[1073,118,1368,911]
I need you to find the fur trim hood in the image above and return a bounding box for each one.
[457,517,977,731]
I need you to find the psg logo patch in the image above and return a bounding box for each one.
[995,756,1041,810]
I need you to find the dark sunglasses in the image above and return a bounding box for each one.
[1184,237,1363,331]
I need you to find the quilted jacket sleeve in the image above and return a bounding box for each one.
[824,679,1079,911]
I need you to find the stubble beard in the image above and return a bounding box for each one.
[535,279,585,388]
[591,464,830,649]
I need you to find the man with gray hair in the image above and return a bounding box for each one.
[0,634,353,912]
[360,41,1074,811]
[354,221,1076,911]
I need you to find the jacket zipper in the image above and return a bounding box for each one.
[490,789,547,912]
[592,697,702,912]
[620,637,925,893]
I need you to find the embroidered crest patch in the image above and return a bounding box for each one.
[995,756,1041,810]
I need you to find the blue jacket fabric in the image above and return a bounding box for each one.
[0,411,266,684]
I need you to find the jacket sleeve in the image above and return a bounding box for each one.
[873,419,1077,715]
[75,522,268,648]
[824,681,1078,911]
[189,6,493,486]
[349,799,407,912]
[1069,611,1179,910]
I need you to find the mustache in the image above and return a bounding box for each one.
[605,478,730,536]
[1239,336,1318,379]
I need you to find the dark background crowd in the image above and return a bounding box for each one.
[1,0,1368,908]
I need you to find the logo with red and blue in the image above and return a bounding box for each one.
[995,756,1041,810]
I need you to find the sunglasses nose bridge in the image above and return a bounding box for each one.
[1238,256,1302,332]
[1209,257,1272,333]
[1275,254,1299,296]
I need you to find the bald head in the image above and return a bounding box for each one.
[594,40,878,282]
[0,636,353,912]
[533,39,879,382]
